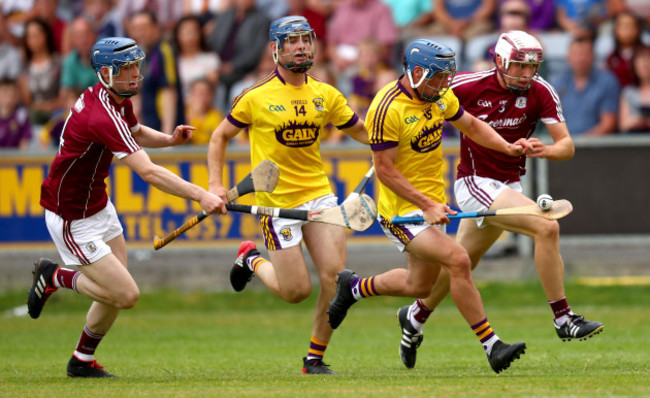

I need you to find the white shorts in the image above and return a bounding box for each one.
[454,175,522,227]
[45,200,123,266]
[259,194,339,251]
[378,210,446,253]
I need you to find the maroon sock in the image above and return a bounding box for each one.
[412,299,433,324]
[73,326,104,361]
[549,297,571,319]
[55,267,81,292]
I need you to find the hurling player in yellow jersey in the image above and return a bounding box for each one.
[328,39,532,374]
[207,16,368,374]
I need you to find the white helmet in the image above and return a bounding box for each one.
[494,30,543,93]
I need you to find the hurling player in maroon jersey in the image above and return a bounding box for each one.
[27,37,226,378]
[397,31,603,369]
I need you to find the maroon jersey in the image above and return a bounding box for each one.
[453,68,564,182]
[40,83,141,220]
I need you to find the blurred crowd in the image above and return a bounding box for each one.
[1,0,649,151]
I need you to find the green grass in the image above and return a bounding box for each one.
[1,282,648,397]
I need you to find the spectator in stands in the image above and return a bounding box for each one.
[619,46,650,133]
[553,32,620,136]
[286,0,328,46]
[40,87,80,149]
[30,0,68,54]
[606,10,647,88]
[0,13,23,80]
[327,0,398,75]
[257,0,290,21]
[60,17,98,98]
[555,0,609,35]
[128,10,185,133]
[381,0,434,42]
[81,0,124,39]
[173,15,220,102]
[117,0,183,35]
[185,79,224,145]
[429,0,497,40]
[0,78,32,150]
[182,0,231,25]
[206,0,270,111]
[349,39,398,121]
[19,18,62,127]
[508,0,555,32]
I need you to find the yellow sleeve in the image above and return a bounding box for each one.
[229,90,253,126]
[367,101,400,149]
[324,85,357,128]
[441,89,461,120]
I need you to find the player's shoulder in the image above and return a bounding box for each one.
[232,70,279,105]
[531,74,560,97]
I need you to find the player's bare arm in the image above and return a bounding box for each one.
[373,147,453,225]
[343,119,370,145]
[451,112,532,156]
[132,125,195,148]
[207,119,243,200]
[122,150,226,214]
[527,122,575,160]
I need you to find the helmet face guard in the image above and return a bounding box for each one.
[269,16,316,74]
[91,37,146,98]
[404,39,457,102]
[494,31,543,94]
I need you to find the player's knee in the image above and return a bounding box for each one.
[446,250,472,279]
[117,287,140,309]
[410,283,432,298]
[536,219,560,241]
[283,286,311,303]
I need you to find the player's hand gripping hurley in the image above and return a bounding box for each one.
[390,199,573,224]
[153,160,280,250]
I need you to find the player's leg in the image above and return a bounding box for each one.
[397,219,503,368]
[417,219,503,312]
[300,221,346,374]
[406,228,526,373]
[327,216,442,330]
[487,189,603,340]
[229,215,311,297]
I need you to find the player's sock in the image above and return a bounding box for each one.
[306,335,328,361]
[351,276,378,300]
[54,267,81,291]
[408,299,433,332]
[246,255,267,273]
[73,326,104,362]
[472,318,500,356]
[549,296,572,325]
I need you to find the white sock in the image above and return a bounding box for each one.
[484,335,499,356]
[408,305,424,333]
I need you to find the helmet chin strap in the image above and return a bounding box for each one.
[407,69,441,102]
[98,66,140,98]
[495,59,532,94]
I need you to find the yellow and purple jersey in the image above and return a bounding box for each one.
[366,79,463,219]
[228,69,358,208]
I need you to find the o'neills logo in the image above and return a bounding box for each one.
[410,122,442,153]
[275,120,320,147]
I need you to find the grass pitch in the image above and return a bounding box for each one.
[1,281,647,397]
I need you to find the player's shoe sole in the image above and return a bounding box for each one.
[67,356,116,378]
[488,340,526,374]
[302,357,336,374]
[230,241,259,292]
[397,305,423,369]
[26,258,60,319]
[327,269,358,329]
[556,314,604,341]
